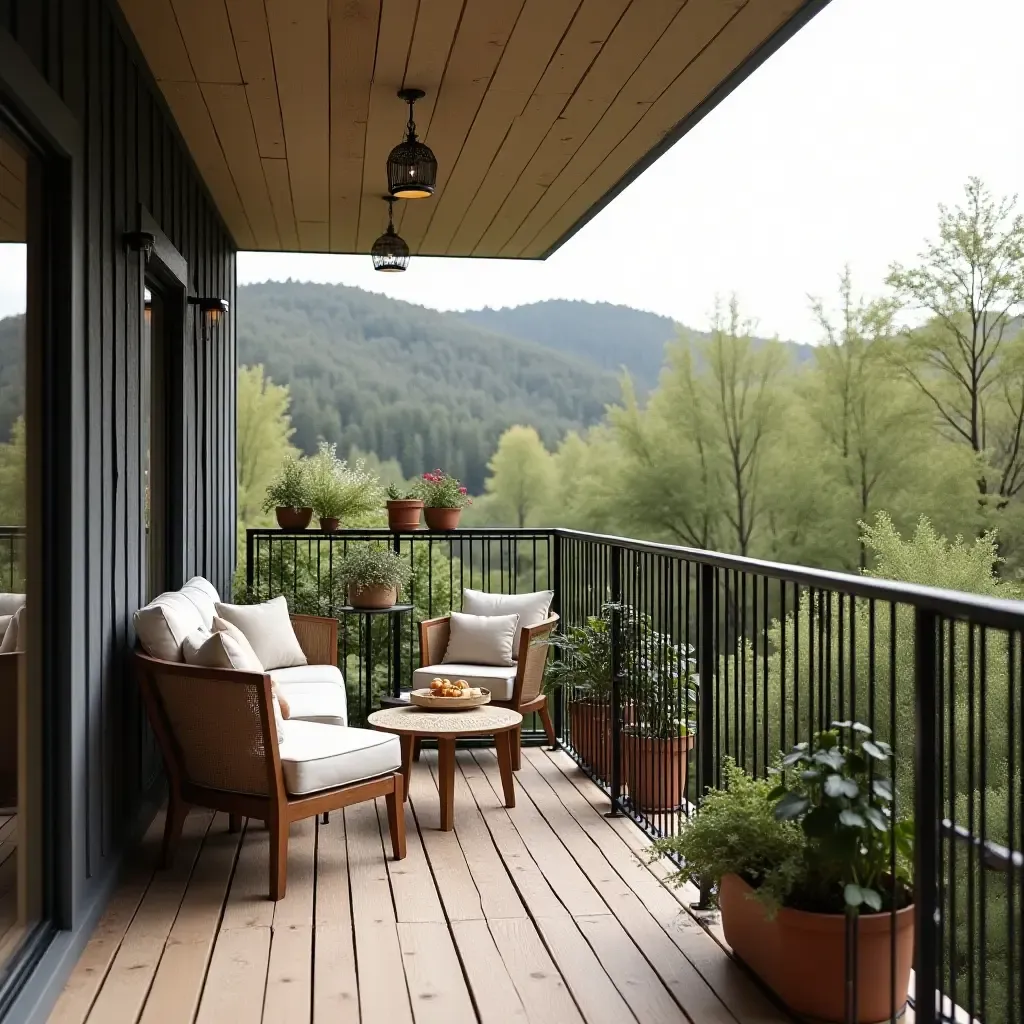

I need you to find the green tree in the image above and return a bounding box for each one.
[482,425,555,528]
[887,178,1024,504]
[236,365,297,525]
[0,416,25,526]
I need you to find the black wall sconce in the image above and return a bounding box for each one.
[124,230,155,262]
[189,296,230,339]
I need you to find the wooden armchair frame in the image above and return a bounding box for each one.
[419,612,559,769]
[134,614,405,900]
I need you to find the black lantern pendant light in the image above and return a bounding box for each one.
[387,88,437,199]
[371,197,410,272]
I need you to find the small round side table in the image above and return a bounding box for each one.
[367,705,523,831]
[336,604,413,723]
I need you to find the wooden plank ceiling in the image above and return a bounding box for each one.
[117,0,821,257]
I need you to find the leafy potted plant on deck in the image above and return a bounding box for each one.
[337,544,412,609]
[415,470,472,530]
[263,454,313,530]
[546,612,615,778]
[650,723,914,1023]
[620,612,696,812]
[385,483,424,531]
[307,442,384,531]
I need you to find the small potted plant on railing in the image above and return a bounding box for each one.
[262,454,313,530]
[385,483,424,531]
[415,470,471,530]
[337,544,412,609]
[621,615,696,812]
[307,442,385,531]
[651,723,914,1023]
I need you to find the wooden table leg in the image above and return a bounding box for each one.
[495,731,516,808]
[399,735,415,804]
[437,737,456,832]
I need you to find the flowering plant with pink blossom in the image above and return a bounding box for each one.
[415,469,473,509]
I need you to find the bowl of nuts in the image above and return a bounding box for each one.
[409,678,491,710]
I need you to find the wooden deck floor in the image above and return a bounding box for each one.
[47,746,792,1024]
[0,813,19,960]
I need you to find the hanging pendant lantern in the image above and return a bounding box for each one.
[387,88,437,199]
[371,197,410,272]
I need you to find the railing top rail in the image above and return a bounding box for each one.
[246,526,1024,630]
[555,527,1024,628]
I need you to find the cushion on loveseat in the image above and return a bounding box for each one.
[277,721,400,795]
[134,577,222,661]
[413,663,517,701]
[270,664,348,727]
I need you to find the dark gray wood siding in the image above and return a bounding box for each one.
[0,0,237,939]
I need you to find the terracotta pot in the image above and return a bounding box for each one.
[567,700,635,781]
[620,730,693,812]
[319,516,340,532]
[347,583,397,610]
[387,499,423,531]
[275,506,313,530]
[719,874,914,1023]
[423,506,462,530]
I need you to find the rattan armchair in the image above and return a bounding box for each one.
[135,614,406,900]
[418,613,559,769]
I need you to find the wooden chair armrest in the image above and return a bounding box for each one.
[290,614,338,666]
[513,614,559,705]
[419,615,451,667]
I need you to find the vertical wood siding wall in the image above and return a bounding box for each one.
[0,0,237,904]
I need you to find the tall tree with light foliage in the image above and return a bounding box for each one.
[236,365,298,525]
[887,178,1024,505]
[482,425,554,528]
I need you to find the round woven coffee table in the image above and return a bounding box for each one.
[367,705,523,832]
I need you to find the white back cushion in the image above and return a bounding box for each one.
[0,605,24,654]
[134,591,205,662]
[461,589,553,659]
[214,596,307,671]
[0,593,25,617]
[442,610,518,667]
[180,576,220,628]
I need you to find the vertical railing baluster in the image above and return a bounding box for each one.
[695,561,716,909]
[914,607,940,1024]
[607,542,623,817]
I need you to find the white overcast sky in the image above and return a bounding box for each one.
[1,0,1022,342]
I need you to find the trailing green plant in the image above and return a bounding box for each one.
[307,442,385,521]
[651,758,805,913]
[769,722,913,914]
[336,544,412,595]
[415,469,472,508]
[261,454,312,512]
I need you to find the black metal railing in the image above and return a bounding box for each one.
[246,525,1023,1024]
[0,527,25,592]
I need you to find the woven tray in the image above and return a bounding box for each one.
[409,687,492,711]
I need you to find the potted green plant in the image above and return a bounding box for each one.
[337,544,412,609]
[415,470,471,530]
[620,611,696,812]
[262,454,313,530]
[385,483,424,531]
[307,443,385,531]
[651,724,914,1023]
[546,612,615,778]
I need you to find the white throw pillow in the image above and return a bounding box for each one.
[0,614,12,642]
[0,605,23,654]
[181,629,263,673]
[179,576,220,628]
[442,610,519,668]
[214,596,307,671]
[134,591,205,661]
[461,589,553,660]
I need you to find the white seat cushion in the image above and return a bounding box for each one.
[414,663,517,702]
[271,664,349,727]
[462,589,553,660]
[278,721,400,796]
